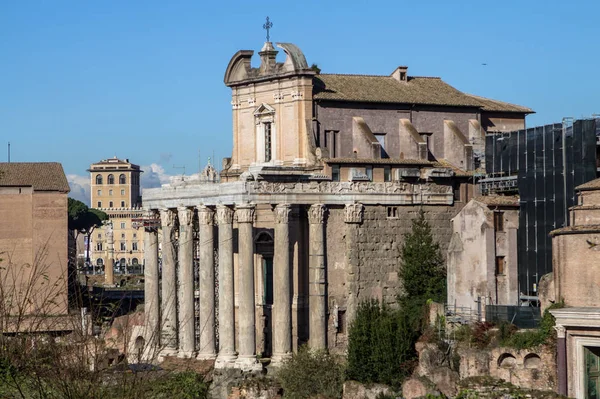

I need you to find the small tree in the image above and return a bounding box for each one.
[398,208,446,332]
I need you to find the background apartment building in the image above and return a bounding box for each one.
[88,157,144,274]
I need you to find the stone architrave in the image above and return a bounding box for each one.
[215,205,237,368]
[197,206,216,359]
[235,204,261,370]
[272,204,292,365]
[344,202,364,224]
[159,208,178,355]
[143,210,160,358]
[177,206,195,358]
[308,204,327,350]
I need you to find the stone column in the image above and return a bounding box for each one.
[197,206,216,359]
[308,204,327,350]
[272,204,292,365]
[235,204,261,370]
[143,210,160,356]
[344,203,364,328]
[105,221,115,286]
[555,324,567,396]
[215,205,236,368]
[177,206,195,358]
[159,208,178,355]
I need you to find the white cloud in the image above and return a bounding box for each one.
[141,163,173,189]
[67,174,90,206]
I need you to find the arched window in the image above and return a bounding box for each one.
[96,174,103,184]
[131,258,139,265]
[107,174,115,184]
[96,258,104,266]
[119,174,126,184]
[120,258,127,266]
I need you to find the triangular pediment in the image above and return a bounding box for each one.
[254,103,276,116]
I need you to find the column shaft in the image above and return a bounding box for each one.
[143,211,160,354]
[215,205,236,367]
[105,222,115,286]
[177,207,195,357]
[236,205,259,370]
[197,206,216,359]
[272,204,292,364]
[308,204,327,350]
[160,209,178,353]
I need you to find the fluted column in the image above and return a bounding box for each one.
[143,210,160,355]
[235,204,261,370]
[308,204,327,350]
[271,204,292,365]
[177,206,195,358]
[215,205,236,368]
[197,206,216,359]
[159,208,178,355]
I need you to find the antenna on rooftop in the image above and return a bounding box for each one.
[7,142,10,163]
[173,164,186,176]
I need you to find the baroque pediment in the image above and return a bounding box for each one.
[254,103,275,116]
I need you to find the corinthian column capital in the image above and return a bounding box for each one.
[308,204,327,225]
[344,202,364,224]
[236,204,255,224]
[274,204,291,224]
[197,205,214,225]
[177,206,193,226]
[159,208,176,227]
[216,205,234,225]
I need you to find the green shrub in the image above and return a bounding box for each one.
[346,300,417,388]
[149,371,209,399]
[277,346,344,399]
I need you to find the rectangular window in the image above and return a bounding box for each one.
[453,184,461,201]
[494,212,504,232]
[121,201,125,208]
[332,165,340,182]
[97,233,101,239]
[421,133,432,158]
[109,189,113,196]
[323,130,339,157]
[384,166,391,182]
[374,133,388,158]
[109,201,113,208]
[133,233,137,238]
[387,206,398,219]
[366,166,373,181]
[121,233,125,239]
[264,122,272,162]
[97,201,102,208]
[337,309,347,333]
[96,243,103,251]
[120,222,126,229]
[495,256,505,275]
[132,242,138,251]
[97,189,101,196]
[121,189,125,195]
[120,242,126,251]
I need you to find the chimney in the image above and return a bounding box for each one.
[391,66,408,83]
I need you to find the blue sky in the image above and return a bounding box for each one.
[1,1,598,203]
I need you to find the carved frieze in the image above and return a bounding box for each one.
[236,204,255,223]
[197,206,214,225]
[308,204,326,224]
[274,204,291,224]
[247,181,452,196]
[159,208,176,228]
[216,205,234,225]
[177,207,193,226]
[344,203,364,224]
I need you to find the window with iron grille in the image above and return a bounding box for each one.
[264,122,272,162]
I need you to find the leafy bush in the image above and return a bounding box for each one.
[500,302,564,350]
[346,299,417,388]
[277,346,344,399]
[149,371,209,399]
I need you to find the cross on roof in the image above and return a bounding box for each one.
[263,16,273,42]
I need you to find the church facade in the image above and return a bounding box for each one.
[140,39,531,368]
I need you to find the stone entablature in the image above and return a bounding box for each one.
[143,181,454,210]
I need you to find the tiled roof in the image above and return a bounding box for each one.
[0,162,70,192]
[313,74,532,113]
[474,195,520,207]
[576,178,600,191]
[464,94,534,114]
